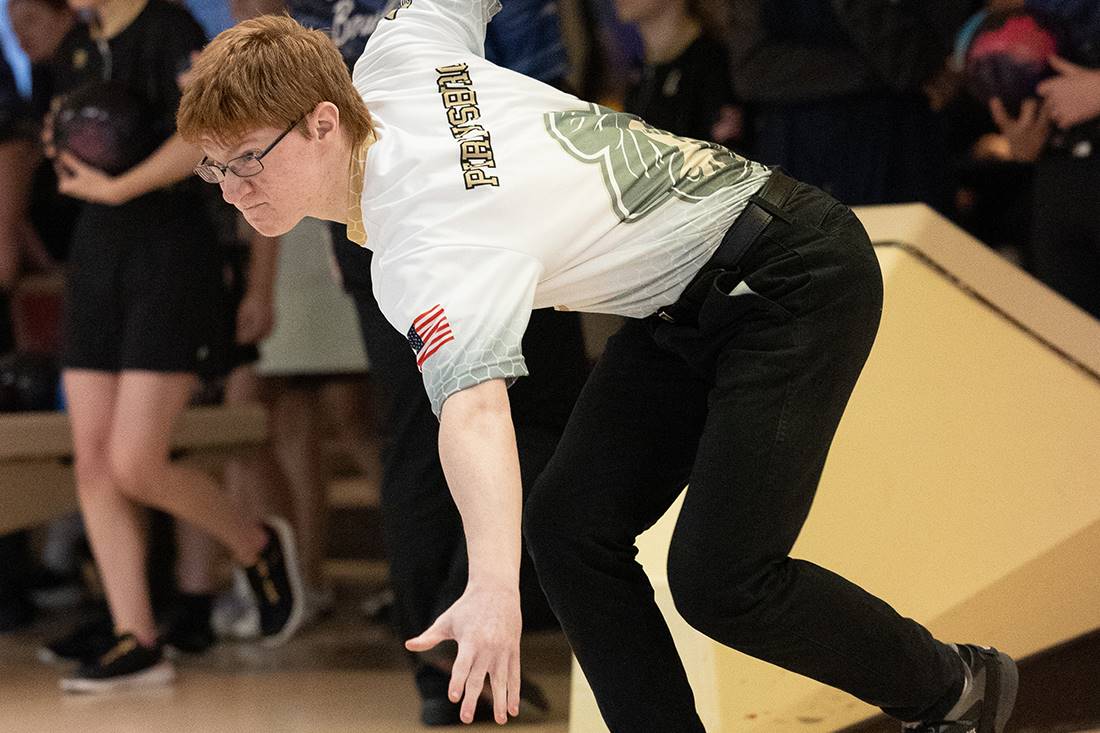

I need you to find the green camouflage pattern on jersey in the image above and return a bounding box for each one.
[545,103,738,222]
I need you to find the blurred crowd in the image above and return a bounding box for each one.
[0,0,1097,724]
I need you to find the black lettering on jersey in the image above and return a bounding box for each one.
[383,0,412,21]
[436,63,500,190]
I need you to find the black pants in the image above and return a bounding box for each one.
[331,227,588,697]
[523,182,964,731]
[1029,154,1100,320]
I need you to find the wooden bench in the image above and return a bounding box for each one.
[0,404,267,535]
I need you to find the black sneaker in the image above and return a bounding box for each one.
[905,644,1019,733]
[38,614,115,664]
[418,665,550,726]
[161,593,216,655]
[243,516,304,647]
[59,633,175,694]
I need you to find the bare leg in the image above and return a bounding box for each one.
[107,371,267,567]
[318,377,375,477]
[267,378,326,588]
[174,365,285,595]
[65,369,156,645]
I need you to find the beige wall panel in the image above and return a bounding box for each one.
[570,206,1100,733]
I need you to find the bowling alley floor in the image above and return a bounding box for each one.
[0,560,574,733]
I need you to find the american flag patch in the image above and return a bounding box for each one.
[407,305,455,370]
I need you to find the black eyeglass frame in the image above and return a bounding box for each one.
[194,117,303,184]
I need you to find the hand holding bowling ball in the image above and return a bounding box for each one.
[964,10,1059,116]
[50,80,158,203]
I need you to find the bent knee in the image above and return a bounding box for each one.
[108,449,165,499]
[667,544,773,636]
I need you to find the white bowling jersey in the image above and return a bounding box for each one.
[351,0,771,416]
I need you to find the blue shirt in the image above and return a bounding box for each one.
[1028,0,1100,65]
[287,0,568,81]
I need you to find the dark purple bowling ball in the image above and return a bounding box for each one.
[965,11,1059,115]
[52,80,158,176]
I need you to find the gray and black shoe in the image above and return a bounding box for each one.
[243,516,305,647]
[906,644,1019,733]
[60,633,175,694]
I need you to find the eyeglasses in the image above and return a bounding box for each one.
[194,118,302,184]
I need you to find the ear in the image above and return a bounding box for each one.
[310,101,342,141]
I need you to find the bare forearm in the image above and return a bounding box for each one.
[246,230,279,299]
[112,134,202,203]
[438,379,522,590]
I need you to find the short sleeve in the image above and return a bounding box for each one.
[376,244,542,417]
[361,0,501,62]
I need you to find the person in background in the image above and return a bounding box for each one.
[0,52,39,634]
[727,0,973,206]
[988,0,1100,319]
[41,0,303,692]
[616,0,750,152]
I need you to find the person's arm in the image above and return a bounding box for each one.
[0,139,37,288]
[406,378,523,726]
[55,132,201,206]
[236,230,279,344]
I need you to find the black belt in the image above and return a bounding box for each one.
[655,170,799,325]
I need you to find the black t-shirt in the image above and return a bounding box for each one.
[51,0,206,147]
[624,35,751,154]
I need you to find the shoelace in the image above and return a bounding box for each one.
[254,558,280,605]
[98,635,137,667]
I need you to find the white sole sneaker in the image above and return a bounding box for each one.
[212,570,261,641]
[59,660,176,694]
[259,515,306,648]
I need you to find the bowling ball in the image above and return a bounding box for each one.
[0,352,60,412]
[52,80,159,176]
[964,11,1059,115]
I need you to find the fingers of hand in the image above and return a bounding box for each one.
[1018,98,1039,125]
[405,618,450,653]
[989,97,1011,130]
[1047,55,1082,76]
[508,652,521,718]
[461,659,490,725]
[448,644,475,704]
[490,660,509,724]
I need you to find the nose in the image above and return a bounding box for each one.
[220,174,251,207]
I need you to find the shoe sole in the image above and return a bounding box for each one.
[59,660,176,694]
[259,516,306,648]
[983,648,1019,733]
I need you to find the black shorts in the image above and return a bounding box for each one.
[62,190,231,376]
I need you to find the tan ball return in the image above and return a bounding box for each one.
[569,204,1100,732]
[0,404,267,535]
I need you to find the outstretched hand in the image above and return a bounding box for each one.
[1037,56,1100,130]
[406,586,522,725]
